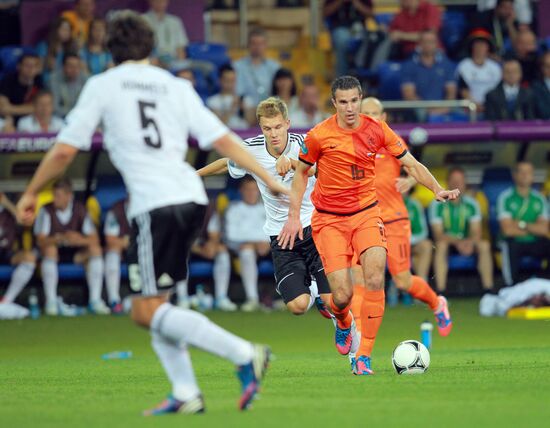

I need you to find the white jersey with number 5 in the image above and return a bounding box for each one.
[56,63,229,219]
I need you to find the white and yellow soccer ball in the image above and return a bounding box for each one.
[392,340,430,375]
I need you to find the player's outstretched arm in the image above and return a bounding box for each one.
[197,158,229,177]
[213,133,288,196]
[277,160,310,250]
[399,152,460,202]
[16,143,79,226]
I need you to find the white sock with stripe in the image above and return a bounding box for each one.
[3,262,35,303]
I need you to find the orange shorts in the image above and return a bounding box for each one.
[384,219,411,276]
[311,206,387,274]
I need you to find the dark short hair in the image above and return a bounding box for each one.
[62,51,80,64]
[271,68,297,97]
[17,53,39,65]
[496,0,513,6]
[248,27,266,41]
[331,75,362,99]
[53,177,73,192]
[239,175,257,188]
[218,63,234,78]
[106,10,154,65]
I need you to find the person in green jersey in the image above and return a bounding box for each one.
[497,161,550,286]
[404,192,433,281]
[429,167,494,292]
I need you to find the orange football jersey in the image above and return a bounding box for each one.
[299,114,407,215]
[375,146,409,223]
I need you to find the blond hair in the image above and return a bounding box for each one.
[256,97,288,122]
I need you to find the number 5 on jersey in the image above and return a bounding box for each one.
[138,100,162,148]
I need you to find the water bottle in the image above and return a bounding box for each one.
[28,291,40,319]
[101,351,133,360]
[420,320,433,350]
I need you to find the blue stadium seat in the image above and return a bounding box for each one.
[375,13,394,28]
[187,43,230,69]
[441,11,467,53]
[258,259,274,276]
[189,260,214,278]
[0,265,14,281]
[481,167,513,240]
[58,263,85,280]
[0,45,25,74]
[93,176,127,220]
[377,61,403,100]
[448,254,477,270]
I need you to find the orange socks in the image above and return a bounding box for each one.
[358,290,385,357]
[408,275,439,311]
[350,285,366,332]
[330,298,352,329]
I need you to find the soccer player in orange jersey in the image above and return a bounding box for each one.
[278,76,459,375]
[350,97,452,341]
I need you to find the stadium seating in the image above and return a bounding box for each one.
[440,11,467,55]
[187,42,230,69]
[0,45,27,74]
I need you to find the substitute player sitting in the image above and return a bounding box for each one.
[279,76,459,375]
[349,97,452,346]
[103,198,130,314]
[198,97,333,319]
[34,177,108,315]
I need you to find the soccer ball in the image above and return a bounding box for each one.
[392,340,430,375]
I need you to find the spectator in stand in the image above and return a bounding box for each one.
[103,198,129,314]
[289,82,329,128]
[472,0,518,56]
[271,68,299,117]
[0,115,15,133]
[17,91,64,133]
[404,191,433,281]
[504,29,538,84]
[323,0,373,77]
[48,52,88,118]
[224,176,270,312]
[477,0,532,30]
[34,177,108,315]
[388,0,441,59]
[36,17,78,85]
[61,0,96,48]
[142,0,189,68]
[401,30,457,120]
[532,52,550,120]
[485,58,534,120]
[457,29,502,114]
[429,167,494,292]
[233,27,280,106]
[0,54,42,123]
[207,64,255,130]
[498,161,550,286]
[0,192,36,318]
[79,18,113,75]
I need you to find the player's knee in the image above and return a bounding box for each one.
[287,295,309,315]
[477,240,490,253]
[393,271,411,291]
[435,241,449,253]
[333,287,353,307]
[89,244,103,257]
[366,273,385,291]
[42,245,58,259]
[22,251,37,264]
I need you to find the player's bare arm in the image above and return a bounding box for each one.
[277,160,310,249]
[197,157,229,177]
[398,152,459,201]
[213,133,288,197]
[16,143,79,226]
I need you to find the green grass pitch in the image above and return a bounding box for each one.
[1,299,549,428]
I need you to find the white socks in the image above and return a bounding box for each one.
[213,250,231,300]
[87,256,104,303]
[104,251,121,303]
[151,303,253,365]
[238,248,258,302]
[176,279,188,302]
[2,262,35,303]
[41,258,58,306]
[151,330,201,402]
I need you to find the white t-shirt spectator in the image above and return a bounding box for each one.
[457,58,502,105]
[17,115,65,133]
[290,108,329,129]
[206,94,253,130]
[142,11,188,59]
[224,200,269,243]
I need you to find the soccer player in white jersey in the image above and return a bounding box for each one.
[198,97,334,320]
[16,11,288,416]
